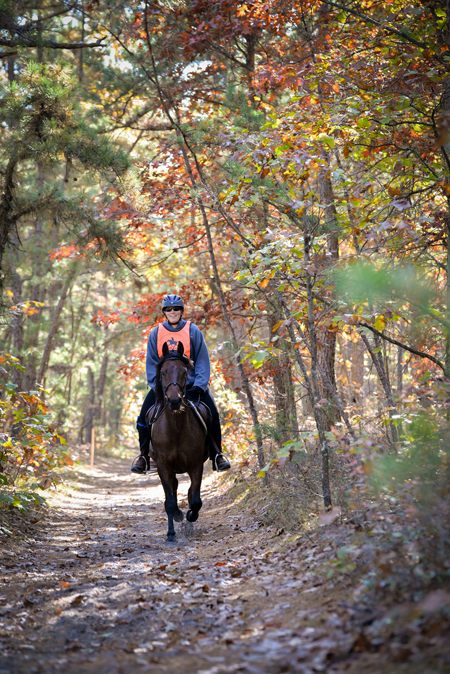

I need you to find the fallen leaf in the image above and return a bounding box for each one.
[318,507,342,526]
[70,594,84,606]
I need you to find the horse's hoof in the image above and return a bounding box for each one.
[166,533,176,543]
[174,509,184,523]
[186,510,198,523]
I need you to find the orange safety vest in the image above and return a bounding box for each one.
[157,321,191,359]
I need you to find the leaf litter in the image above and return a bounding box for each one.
[0,456,448,674]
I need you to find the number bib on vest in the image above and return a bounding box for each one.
[157,321,191,358]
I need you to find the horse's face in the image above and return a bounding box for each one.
[160,359,188,411]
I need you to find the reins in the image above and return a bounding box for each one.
[156,353,208,435]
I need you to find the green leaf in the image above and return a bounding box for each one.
[257,462,272,478]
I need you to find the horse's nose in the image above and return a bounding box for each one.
[169,397,182,410]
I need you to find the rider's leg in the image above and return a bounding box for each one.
[200,389,231,471]
[131,389,156,474]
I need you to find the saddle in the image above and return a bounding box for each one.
[145,400,213,460]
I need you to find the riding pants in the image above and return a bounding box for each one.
[136,388,223,460]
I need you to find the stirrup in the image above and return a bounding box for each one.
[213,453,230,471]
[131,454,148,473]
[131,455,158,474]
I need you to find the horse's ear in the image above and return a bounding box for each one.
[162,342,169,357]
[177,342,184,357]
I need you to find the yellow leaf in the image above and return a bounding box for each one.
[272,320,283,332]
[6,290,14,297]
[374,315,386,331]
[260,278,270,289]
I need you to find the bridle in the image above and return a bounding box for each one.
[160,363,189,402]
[156,356,207,433]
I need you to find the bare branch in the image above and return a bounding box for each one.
[358,322,445,371]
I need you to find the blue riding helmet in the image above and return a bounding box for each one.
[162,294,184,311]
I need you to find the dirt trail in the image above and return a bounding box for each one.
[0,457,440,674]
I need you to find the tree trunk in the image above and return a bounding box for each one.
[304,220,332,508]
[11,270,24,390]
[268,312,299,446]
[359,331,399,445]
[36,272,74,390]
[397,346,404,394]
[317,154,340,428]
[96,353,109,422]
[351,337,365,406]
[82,367,95,444]
[439,72,450,378]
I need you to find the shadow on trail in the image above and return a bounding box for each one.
[1,456,369,674]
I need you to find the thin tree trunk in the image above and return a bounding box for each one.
[176,135,265,470]
[11,270,23,390]
[78,3,85,83]
[397,345,404,393]
[268,312,299,446]
[318,154,340,427]
[96,354,108,422]
[7,56,15,83]
[359,331,399,445]
[82,367,95,444]
[36,272,74,390]
[440,73,450,378]
[304,219,332,508]
[144,33,265,468]
[351,337,365,406]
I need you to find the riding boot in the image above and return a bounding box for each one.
[131,421,156,474]
[207,409,230,472]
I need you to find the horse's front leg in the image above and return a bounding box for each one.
[186,463,204,523]
[159,467,177,541]
[171,475,184,522]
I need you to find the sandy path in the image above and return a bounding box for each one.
[0,457,368,674]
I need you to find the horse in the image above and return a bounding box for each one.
[148,341,209,541]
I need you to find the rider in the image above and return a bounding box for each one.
[131,293,231,474]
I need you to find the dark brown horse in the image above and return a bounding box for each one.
[149,341,209,541]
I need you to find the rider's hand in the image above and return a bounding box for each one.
[186,387,202,405]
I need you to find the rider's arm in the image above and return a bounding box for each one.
[190,324,210,392]
[146,327,160,391]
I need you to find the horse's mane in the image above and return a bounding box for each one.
[154,353,194,404]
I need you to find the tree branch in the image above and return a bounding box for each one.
[358,322,445,372]
[321,0,445,63]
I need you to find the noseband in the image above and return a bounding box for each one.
[161,366,188,401]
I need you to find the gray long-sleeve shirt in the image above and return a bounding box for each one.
[146,319,211,392]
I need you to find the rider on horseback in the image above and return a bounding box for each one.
[132,294,231,474]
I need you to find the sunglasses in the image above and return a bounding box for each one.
[164,307,182,313]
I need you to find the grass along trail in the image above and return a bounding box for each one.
[0,457,448,674]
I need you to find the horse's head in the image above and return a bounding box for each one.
[158,342,193,411]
